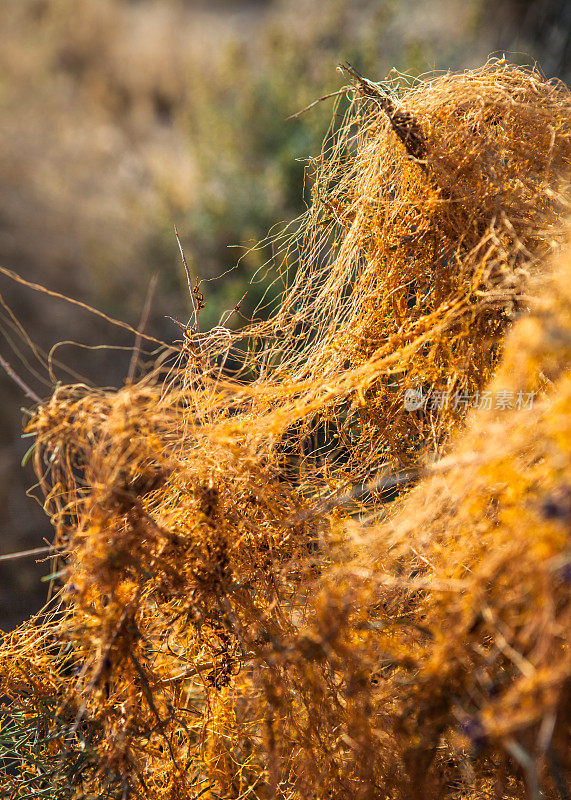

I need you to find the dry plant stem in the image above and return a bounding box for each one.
[174,224,200,332]
[504,738,542,800]
[341,62,429,165]
[0,264,172,349]
[0,544,58,561]
[127,273,158,385]
[285,88,348,120]
[286,467,418,524]
[0,352,42,404]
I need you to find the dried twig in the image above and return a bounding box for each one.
[286,89,348,120]
[126,273,158,384]
[340,62,429,165]
[0,265,169,348]
[287,468,418,525]
[0,353,42,404]
[505,738,541,800]
[174,225,199,332]
[0,544,59,562]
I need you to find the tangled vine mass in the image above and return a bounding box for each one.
[0,61,570,800]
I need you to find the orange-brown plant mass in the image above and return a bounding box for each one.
[0,61,569,799]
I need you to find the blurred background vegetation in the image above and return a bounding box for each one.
[0,0,569,629]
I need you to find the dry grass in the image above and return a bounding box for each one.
[0,61,569,799]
